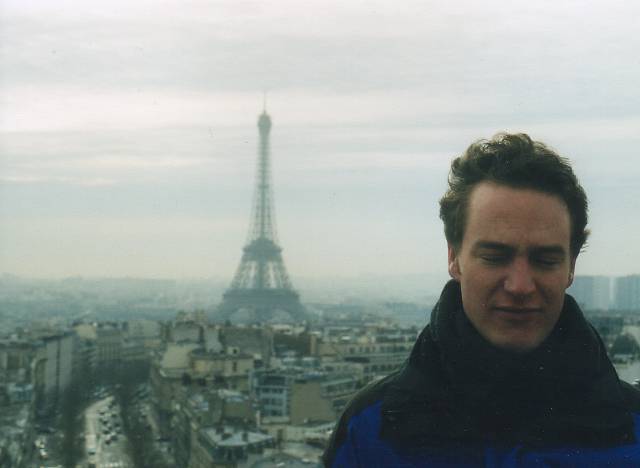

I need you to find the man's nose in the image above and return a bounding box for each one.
[503,258,536,297]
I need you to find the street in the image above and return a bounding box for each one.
[84,394,133,468]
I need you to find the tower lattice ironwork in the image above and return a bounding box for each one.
[217,110,305,323]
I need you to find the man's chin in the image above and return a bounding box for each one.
[487,334,544,354]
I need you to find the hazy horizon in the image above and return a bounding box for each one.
[2,0,640,281]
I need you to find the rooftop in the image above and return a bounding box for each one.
[202,426,273,448]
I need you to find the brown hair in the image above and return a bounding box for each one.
[439,133,589,257]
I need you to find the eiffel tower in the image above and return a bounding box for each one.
[217,109,306,323]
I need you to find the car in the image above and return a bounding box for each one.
[36,425,54,434]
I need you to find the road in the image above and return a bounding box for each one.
[84,394,133,468]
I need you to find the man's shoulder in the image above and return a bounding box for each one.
[322,370,403,467]
[337,370,401,424]
[620,380,640,412]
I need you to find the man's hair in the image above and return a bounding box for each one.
[439,133,589,257]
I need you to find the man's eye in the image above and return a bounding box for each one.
[534,257,561,267]
[480,255,507,264]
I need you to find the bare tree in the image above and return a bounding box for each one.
[115,362,169,468]
[60,371,89,468]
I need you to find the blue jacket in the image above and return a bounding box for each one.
[324,283,640,467]
[328,397,640,467]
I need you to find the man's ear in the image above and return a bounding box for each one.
[567,256,577,288]
[448,244,461,281]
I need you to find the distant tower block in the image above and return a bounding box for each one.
[217,110,306,323]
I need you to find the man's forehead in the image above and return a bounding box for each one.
[467,183,570,220]
[468,182,567,208]
[463,182,572,245]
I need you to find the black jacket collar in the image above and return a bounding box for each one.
[380,281,635,448]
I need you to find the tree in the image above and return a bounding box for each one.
[59,372,89,468]
[610,333,640,357]
[115,362,169,468]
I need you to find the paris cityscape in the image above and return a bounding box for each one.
[4,1,640,468]
[0,108,434,468]
[3,109,640,468]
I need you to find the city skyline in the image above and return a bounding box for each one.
[2,0,640,280]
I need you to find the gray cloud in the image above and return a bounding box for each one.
[1,0,640,280]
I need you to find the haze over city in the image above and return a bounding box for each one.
[2,0,640,284]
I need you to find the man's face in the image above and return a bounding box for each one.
[448,182,576,352]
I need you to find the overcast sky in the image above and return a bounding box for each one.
[1,0,640,283]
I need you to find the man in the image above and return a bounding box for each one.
[323,133,640,467]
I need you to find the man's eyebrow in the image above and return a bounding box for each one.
[471,241,514,253]
[529,245,567,256]
[471,242,567,256]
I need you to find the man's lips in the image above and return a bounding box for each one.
[493,307,542,314]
